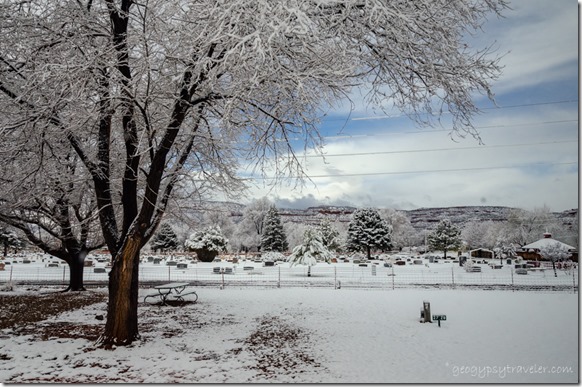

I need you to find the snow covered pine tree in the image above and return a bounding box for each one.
[150,223,179,253]
[427,219,462,259]
[260,206,289,253]
[288,227,334,276]
[346,208,393,260]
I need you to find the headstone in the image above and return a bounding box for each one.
[421,301,431,323]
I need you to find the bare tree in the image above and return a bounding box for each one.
[0,123,104,291]
[0,0,507,346]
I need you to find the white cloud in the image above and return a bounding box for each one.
[485,0,578,94]
[235,0,579,213]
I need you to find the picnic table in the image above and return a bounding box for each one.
[144,282,198,305]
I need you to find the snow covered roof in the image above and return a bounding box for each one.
[521,235,575,251]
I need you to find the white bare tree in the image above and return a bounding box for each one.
[539,242,572,278]
[0,0,507,346]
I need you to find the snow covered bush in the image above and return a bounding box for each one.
[350,252,367,262]
[261,251,286,262]
[288,228,333,276]
[185,226,228,262]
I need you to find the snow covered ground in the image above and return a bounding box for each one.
[0,287,578,383]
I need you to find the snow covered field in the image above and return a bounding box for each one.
[0,287,578,383]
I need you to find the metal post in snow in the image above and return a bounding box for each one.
[63,266,66,284]
[511,269,514,291]
[278,266,281,288]
[168,265,171,282]
[221,271,225,289]
[9,264,13,283]
[451,266,455,288]
[391,265,395,290]
[334,266,337,289]
[573,269,577,293]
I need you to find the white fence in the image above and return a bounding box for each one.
[1,260,578,292]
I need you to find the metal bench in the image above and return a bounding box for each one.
[144,289,171,304]
[170,290,198,304]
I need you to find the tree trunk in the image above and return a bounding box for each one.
[99,230,142,347]
[65,250,88,291]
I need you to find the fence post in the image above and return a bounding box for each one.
[391,266,395,290]
[168,265,171,282]
[511,269,514,291]
[221,271,225,289]
[9,264,13,284]
[451,266,455,288]
[334,266,337,289]
[278,266,281,288]
[63,266,66,284]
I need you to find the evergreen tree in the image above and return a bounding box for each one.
[261,206,289,252]
[427,219,462,259]
[0,227,23,257]
[317,219,341,252]
[150,223,179,253]
[346,208,393,260]
[288,227,333,276]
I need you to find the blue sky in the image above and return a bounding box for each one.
[242,0,579,212]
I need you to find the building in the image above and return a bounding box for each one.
[516,233,578,262]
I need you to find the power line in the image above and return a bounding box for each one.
[343,100,578,122]
[323,119,578,140]
[244,161,577,180]
[303,140,577,158]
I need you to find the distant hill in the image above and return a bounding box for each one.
[193,201,577,232]
[405,206,514,230]
[276,205,578,232]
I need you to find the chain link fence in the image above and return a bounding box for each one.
[1,261,578,292]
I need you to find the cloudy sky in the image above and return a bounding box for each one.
[240,0,578,212]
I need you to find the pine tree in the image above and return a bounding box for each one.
[317,219,341,252]
[0,228,23,257]
[260,206,288,252]
[427,219,462,259]
[288,227,333,276]
[346,208,393,260]
[150,223,179,253]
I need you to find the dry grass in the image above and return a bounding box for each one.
[0,289,107,330]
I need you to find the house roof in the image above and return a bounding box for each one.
[521,237,575,251]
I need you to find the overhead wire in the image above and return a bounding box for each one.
[242,161,578,180]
